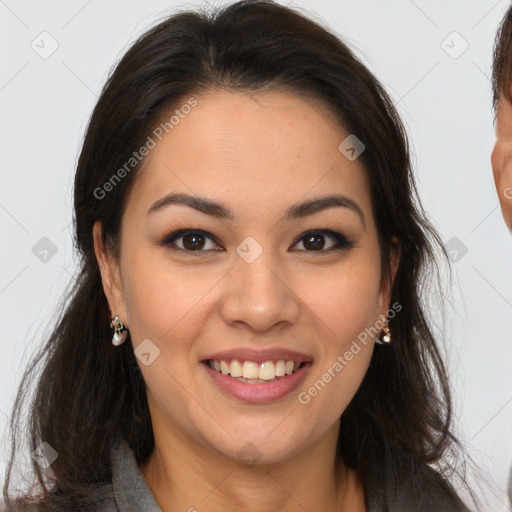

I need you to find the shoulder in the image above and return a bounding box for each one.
[393,462,469,512]
[364,456,470,512]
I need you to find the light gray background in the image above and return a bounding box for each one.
[1,1,511,510]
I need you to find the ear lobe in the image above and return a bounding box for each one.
[93,221,127,321]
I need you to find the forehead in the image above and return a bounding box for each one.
[128,89,374,223]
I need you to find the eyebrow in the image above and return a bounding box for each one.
[147,192,366,229]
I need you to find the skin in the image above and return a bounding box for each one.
[94,89,400,512]
[491,97,512,232]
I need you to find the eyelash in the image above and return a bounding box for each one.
[160,228,354,255]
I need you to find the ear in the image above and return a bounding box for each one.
[377,236,401,314]
[93,221,129,327]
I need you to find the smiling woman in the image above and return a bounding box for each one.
[2,1,480,511]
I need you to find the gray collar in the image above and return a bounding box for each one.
[111,437,162,512]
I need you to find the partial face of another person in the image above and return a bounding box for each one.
[492,97,512,232]
[95,89,398,465]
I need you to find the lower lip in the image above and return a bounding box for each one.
[201,361,312,404]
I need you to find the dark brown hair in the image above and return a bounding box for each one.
[493,5,512,114]
[3,1,481,510]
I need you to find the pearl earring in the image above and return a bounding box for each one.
[380,315,391,344]
[110,315,128,346]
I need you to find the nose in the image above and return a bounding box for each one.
[220,249,300,333]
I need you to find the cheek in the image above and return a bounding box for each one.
[285,261,380,421]
[491,143,504,182]
[302,255,381,383]
[301,256,382,342]
[491,144,512,207]
[121,246,208,353]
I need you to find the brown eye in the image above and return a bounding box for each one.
[162,230,222,253]
[292,230,353,252]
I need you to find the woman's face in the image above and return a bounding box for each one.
[95,89,398,465]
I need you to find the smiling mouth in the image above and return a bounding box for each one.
[202,359,308,383]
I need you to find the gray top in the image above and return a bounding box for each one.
[0,436,471,511]
[109,437,162,511]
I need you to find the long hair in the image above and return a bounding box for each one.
[3,1,481,509]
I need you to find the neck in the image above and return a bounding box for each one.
[140,420,367,512]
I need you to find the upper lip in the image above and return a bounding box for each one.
[201,348,313,365]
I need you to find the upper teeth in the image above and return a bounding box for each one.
[209,360,301,380]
